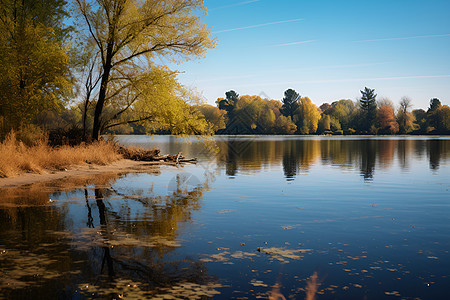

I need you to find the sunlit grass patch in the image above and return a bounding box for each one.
[0,132,122,178]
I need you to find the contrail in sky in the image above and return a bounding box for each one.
[209,0,260,11]
[214,18,304,34]
[354,33,450,43]
[287,74,450,84]
[271,40,316,47]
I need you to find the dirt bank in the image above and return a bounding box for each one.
[0,159,176,189]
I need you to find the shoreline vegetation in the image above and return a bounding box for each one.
[2,132,448,189]
[0,132,196,187]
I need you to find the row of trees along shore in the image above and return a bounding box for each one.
[0,0,449,145]
[193,88,449,136]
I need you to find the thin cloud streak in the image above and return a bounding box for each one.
[271,40,316,47]
[354,33,450,43]
[285,74,450,85]
[213,18,304,34]
[205,74,450,89]
[209,0,259,11]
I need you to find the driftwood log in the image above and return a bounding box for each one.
[118,146,197,163]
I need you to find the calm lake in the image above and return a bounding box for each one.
[1,136,449,299]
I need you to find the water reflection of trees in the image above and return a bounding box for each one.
[214,138,450,181]
[0,172,214,299]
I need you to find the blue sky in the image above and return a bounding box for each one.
[175,0,450,109]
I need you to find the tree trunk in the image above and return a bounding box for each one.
[92,67,110,140]
[92,42,114,140]
[82,97,89,141]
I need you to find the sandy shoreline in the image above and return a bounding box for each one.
[0,159,175,189]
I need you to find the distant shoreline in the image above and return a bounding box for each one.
[113,134,450,138]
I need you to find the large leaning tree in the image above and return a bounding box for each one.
[75,0,216,140]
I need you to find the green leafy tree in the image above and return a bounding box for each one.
[318,114,331,134]
[359,87,378,133]
[273,115,297,134]
[412,109,427,133]
[196,104,227,132]
[75,0,216,139]
[281,89,300,120]
[330,117,342,132]
[330,99,356,130]
[0,0,73,134]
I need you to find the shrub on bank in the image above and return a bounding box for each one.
[0,132,122,178]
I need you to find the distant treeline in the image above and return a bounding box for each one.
[192,88,449,135]
[109,87,450,136]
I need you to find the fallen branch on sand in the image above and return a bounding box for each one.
[117,147,197,163]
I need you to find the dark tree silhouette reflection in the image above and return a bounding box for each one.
[282,141,299,180]
[359,140,376,181]
[429,139,444,170]
[0,172,216,299]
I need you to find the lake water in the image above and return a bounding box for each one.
[1,136,449,299]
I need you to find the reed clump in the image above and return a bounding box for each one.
[0,132,122,178]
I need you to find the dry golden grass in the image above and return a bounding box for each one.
[0,132,122,178]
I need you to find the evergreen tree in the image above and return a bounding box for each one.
[218,90,239,112]
[281,89,300,120]
[427,98,443,131]
[428,98,442,112]
[359,87,377,133]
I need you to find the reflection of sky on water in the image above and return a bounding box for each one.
[1,137,449,299]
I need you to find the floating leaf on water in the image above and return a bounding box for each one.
[281,225,295,230]
[385,291,401,296]
[230,251,257,259]
[217,209,236,214]
[249,279,268,287]
[256,247,312,262]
